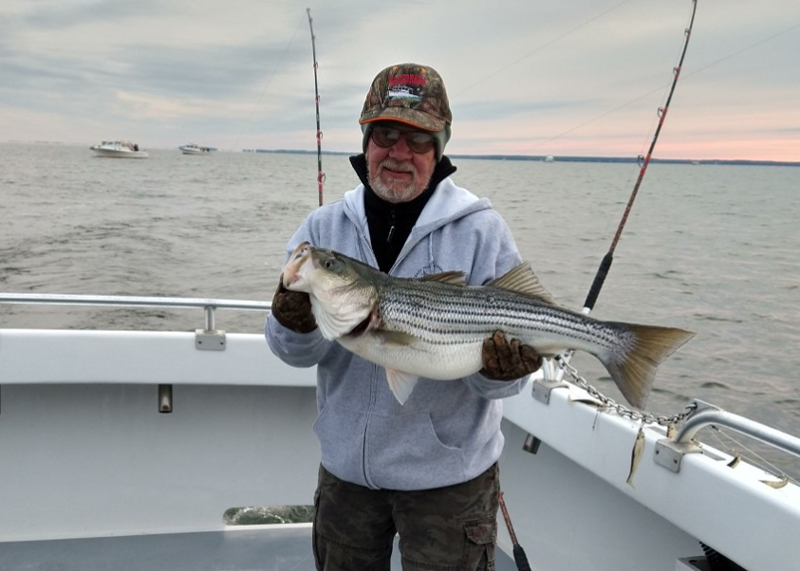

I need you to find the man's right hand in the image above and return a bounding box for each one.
[270,274,317,333]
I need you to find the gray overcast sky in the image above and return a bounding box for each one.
[1,0,798,161]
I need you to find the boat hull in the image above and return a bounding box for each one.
[90,141,148,158]
[179,145,213,155]
[1,303,798,571]
[91,148,149,158]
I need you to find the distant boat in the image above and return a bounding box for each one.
[544,155,555,162]
[90,141,148,158]
[179,143,214,155]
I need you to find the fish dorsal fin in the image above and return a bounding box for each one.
[487,263,557,305]
[421,271,467,286]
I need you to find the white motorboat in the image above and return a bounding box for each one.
[1,293,798,571]
[179,143,214,155]
[90,140,148,158]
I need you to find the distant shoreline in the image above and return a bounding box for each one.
[243,148,800,168]
[6,141,798,167]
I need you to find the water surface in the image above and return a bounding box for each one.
[2,143,798,476]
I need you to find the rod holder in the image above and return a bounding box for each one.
[522,434,542,454]
[158,384,173,413]
[656,399,800,472]
[195,305,226,351]
[204,306,215,331]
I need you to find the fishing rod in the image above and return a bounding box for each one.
[502,4,699,568]
[306,8,325,206]
[552,0,698,386]
[498,492,532,571]
[582,0,698,314]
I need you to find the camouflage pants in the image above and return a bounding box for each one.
[313,463,499,571]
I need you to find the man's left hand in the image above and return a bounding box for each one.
[480,331,542,381]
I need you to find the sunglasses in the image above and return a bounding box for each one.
[371,125,436,154]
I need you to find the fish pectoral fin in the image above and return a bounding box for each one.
[487,263,558,305]
[386,369,419,405]
[373,330,416,346]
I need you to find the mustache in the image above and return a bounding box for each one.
[379,158,415,173]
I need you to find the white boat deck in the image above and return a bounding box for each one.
[0,521,521,570]
[0,526,317,571]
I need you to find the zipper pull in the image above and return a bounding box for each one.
[387,210,396,243]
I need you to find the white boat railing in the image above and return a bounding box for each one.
[655,400,800,472]
[0,292,271,310]
[0,293,271,331]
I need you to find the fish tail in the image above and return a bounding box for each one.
[601,323,695,409]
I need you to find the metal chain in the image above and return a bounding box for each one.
[555,357,697,426]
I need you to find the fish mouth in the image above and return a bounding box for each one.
[283,242,313,288]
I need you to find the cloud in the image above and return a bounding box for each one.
[1,0,798,161]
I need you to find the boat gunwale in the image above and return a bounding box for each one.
[0,292,271,312]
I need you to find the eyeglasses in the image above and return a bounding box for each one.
[371,125,436,154]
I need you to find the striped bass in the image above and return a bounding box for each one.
[282,241,694,408]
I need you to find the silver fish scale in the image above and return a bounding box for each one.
[376,281,622,352]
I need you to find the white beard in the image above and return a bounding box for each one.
[368,158,421,203]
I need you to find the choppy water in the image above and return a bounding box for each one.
[2,143,799,476]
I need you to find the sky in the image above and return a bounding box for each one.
[1,0,798,162]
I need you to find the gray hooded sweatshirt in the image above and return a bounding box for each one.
[265,173,529,491]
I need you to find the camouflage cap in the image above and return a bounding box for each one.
[359,63,452,132]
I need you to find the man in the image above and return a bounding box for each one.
[266,63,541,570]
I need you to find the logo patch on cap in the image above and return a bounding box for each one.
[386,74,426,102]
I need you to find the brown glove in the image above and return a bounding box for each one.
[480,331,542,381]
[270,273,317,333]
